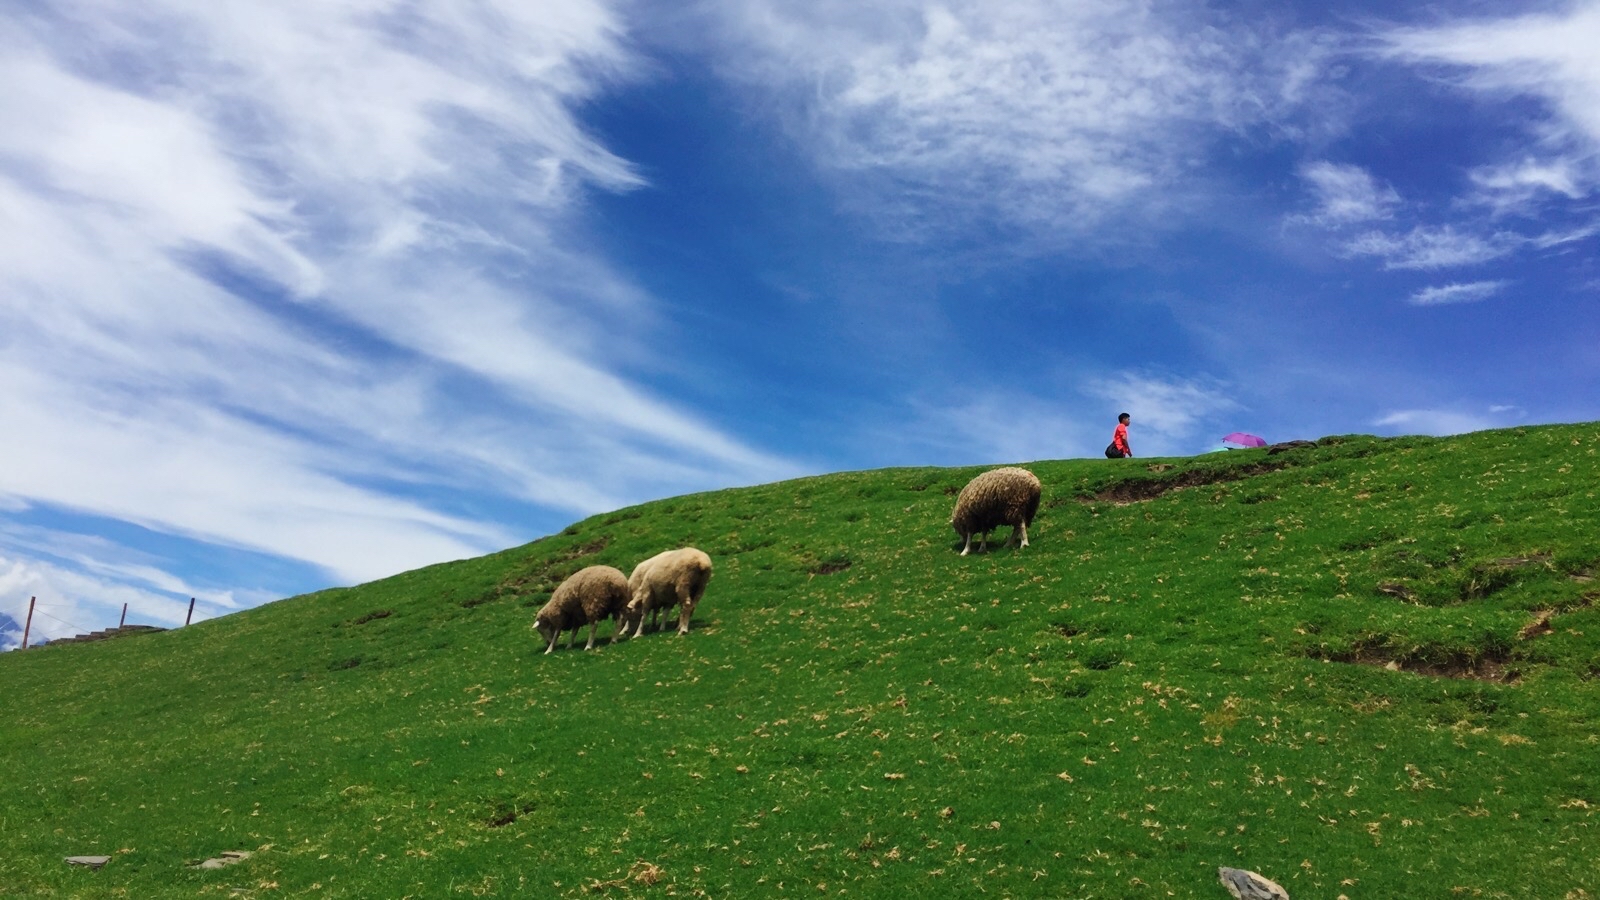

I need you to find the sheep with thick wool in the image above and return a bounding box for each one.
[534,565,631,653]
[621,547,713,638]
[950,467,1041,556]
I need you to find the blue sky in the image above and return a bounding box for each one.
[3,0,1598,646]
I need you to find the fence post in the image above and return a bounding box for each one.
[186,597,196,626]
[119,603,128,629]
[22,596,35,650]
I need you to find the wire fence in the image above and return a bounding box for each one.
[5,595,197,651]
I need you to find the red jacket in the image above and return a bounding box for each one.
[1112,422,1131,456]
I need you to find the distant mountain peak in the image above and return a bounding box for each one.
[1,611,22,652]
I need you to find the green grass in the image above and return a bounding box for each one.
[3,424,1600,897]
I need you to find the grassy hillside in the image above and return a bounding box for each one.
[3,425,1599,898]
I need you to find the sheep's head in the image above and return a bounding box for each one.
[618,601,645,636]
[533,616,558,646]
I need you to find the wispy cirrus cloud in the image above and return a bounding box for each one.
[1373,408,1506,436]
[1379,2,1600,216]
[709,0,1334,244]
[1297,161,1400,226]
[879,370,1237,466]
[1086,372,1239,453]
[1469,158,1587,215]
[0,0,795,630]
[1,553,219,646]
[1286,6,1600,289]
[1338,219,1596,272]
[1408,280,1509,306]
[894,394,1100,468]
[1341,225,1516,270]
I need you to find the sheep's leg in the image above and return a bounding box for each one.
[676,585,694,636]
[979,530,990,553]
[567,627,579,650]
[630,607,649,639]
[1017,521,1030,548]
[585,620,599,650]
[544,631,559,654]
[960,533,973,556]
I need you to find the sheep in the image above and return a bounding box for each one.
[533,565,631,653]
[620,547,713,638]
[950,466,1041,556]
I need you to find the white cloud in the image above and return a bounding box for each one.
[1381,3,1600,147]
[0,517,280,650]
[1306,6,1600,279]
[1407,279,1509,306]
[1372,408,1498,436]
[1529,221,1600,249]
[898,394,1100,467]
[1,554,214,646]
[1342,225,1514,269]
[877,370,1237,466]
[710,0,1332,242]
[1473,159,1584,198]
[0,0,796,599]
[1086,372,1240,455]
[1298,161,1400,225]
[1341,219,1596,271]
[1469,158,1587,215]
[1381,3,1600,210]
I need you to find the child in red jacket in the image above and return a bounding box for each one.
[1105,412,1132,459]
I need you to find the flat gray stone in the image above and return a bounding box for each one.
[65,855,110,869]
[191,850,252,869]
[1219,867,1289,900]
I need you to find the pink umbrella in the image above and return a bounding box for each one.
[1222,432,1267,448]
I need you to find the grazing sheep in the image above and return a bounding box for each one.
[534,565,631,653]
[622,548,713,638]
[950,466,1041,556]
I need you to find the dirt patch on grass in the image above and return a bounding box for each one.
[1075,461,1288,505]
[484,798,538,828]
[1376,582,1417,603]
[558,536,610,560]
[1310,643,1520,682]
[1459,553,1553,600]
[1374,553,1573,607]
[1520,595,1596,640]
[485,536,616,608]
[589,860,664,891]
[1518,610,1555,640]
[810,557,853,575]
[334,605,390,627]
